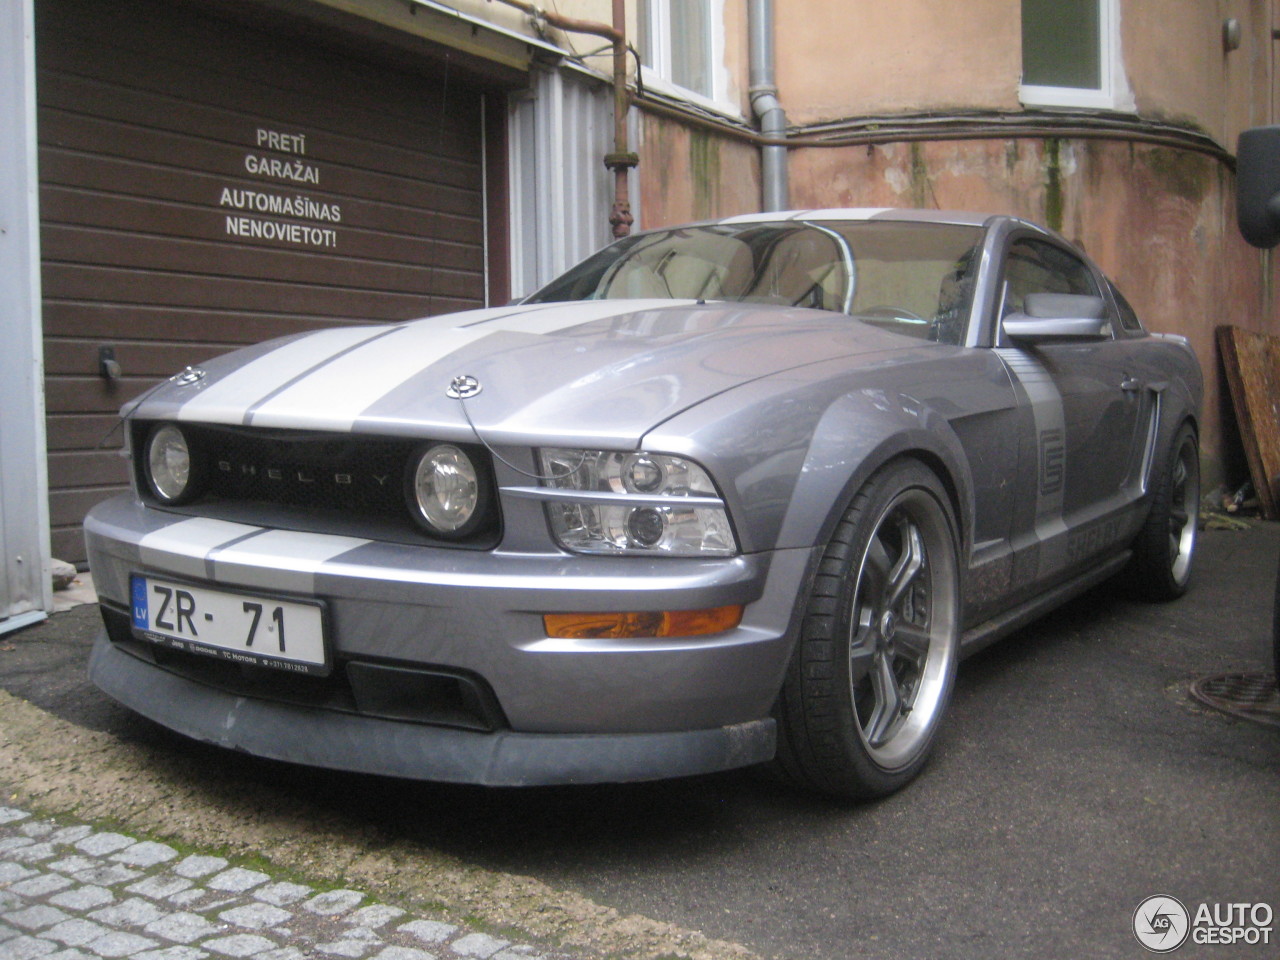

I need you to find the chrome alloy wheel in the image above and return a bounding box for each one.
[846,487,959,770]
[1167,434,1200,587]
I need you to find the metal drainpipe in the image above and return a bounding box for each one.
[489,0,637,236]
[748,0,788,211]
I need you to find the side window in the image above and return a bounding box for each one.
[1001,238,1100,316]
[1110,282,1144,333]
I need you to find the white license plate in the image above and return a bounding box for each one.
[130,575,328,675]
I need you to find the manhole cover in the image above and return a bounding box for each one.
[1189,673,1280,728]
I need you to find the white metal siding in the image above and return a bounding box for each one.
[508,66,625,297]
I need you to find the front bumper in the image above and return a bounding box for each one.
[85,495,815,784]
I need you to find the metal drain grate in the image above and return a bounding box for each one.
[1189,673,1280,728]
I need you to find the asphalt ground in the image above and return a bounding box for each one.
[1,523,1278,960]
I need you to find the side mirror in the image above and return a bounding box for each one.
[1236,126,1280,248]
[1003,293,1111,342]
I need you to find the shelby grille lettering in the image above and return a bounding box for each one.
[215,460,393,491]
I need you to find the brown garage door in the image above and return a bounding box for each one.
[38,0,493,563]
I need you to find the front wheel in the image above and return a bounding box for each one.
[774,459,961,800]
[1127,423,1199,601]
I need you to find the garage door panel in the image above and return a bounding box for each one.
[39,113,483,220]
[41,16,482,165]
[43,303,357,346]
[39,153,485,248]
[44,264,469,321]
[42,225,481,299]
[41,185,483,271]
[38,69,483,191]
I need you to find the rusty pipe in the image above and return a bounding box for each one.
[490,0,636,235]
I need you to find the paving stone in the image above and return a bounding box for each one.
[44,918,113,947]
[305,890,365,917]
[9,843,57,864]
[111,842,179,868]
[205,868,269,894]
[0,862,37,883]
[89,897,165,927]
[8,873,74,897]
[0,935,59,959]
[144,911,225,944]
[347,905,406,929]
[4,904,71,930]
[0,807,31,825]
[127,875,193,900]
[0,837,35,853]
[316,938,377,958]
[202,933,280,957]
[373,948,437,960]
[253,882,312,907]
[450,933,510,958]
[172,857,227,880]
[135,947,211,960]
[90,930,161,957]
[255,949,307,960]
[217,902,291,930]
[70,864,143,887]
[44,857,97,875]
[18,821,54,839]
[0,892,21,912]
[399,920,458,945]
[44,948,95,960]
[46,827,94,846]
[74,833,135,857]
[0,919,19,941]
[49,885,115,911]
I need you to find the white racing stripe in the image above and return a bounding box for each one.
[244,300,693,431]
[138,518,264,580]
[177,326,395,425]
[209,530,371,594]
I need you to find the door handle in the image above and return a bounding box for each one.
[1120,377,1142,393]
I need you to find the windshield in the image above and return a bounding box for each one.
[526,220,985,345]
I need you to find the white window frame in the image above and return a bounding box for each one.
[1019,0,1133,111]
[638,0,738,118]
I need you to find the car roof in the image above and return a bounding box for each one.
[709,208,998,228]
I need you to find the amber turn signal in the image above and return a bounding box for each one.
[543,605,743,640]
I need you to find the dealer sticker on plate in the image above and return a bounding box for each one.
[130,575,328,675]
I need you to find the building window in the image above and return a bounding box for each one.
[1020,0,1130,110]
[638,0,731,112]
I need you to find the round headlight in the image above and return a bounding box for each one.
[409,444,482,535]
[145,423,196,503]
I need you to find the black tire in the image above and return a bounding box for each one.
[1128,423,1199,601]
[774,459,961,801]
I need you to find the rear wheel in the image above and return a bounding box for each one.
[775,459,960,800]
[1128,423,1199,601]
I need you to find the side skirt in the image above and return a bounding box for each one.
[959,551,1131,658]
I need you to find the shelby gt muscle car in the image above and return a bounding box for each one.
[85,209,1202,799]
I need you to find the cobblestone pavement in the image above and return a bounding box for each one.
[0,805,577,960]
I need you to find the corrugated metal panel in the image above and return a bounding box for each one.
[1,0,51,631]
[37,0,489,563]
[508,66,624,297]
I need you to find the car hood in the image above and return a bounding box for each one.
[131,299,923,446]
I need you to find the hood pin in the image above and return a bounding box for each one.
[446,374,482,399]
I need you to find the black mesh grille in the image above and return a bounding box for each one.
[132,421,499,547]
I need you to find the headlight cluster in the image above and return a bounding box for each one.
[539,449,737,556]
[143,423,201,504]
[406,443,488,537]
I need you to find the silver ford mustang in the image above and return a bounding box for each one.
[85,209,1202,799]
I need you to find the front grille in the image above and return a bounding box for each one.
[131,421,500,547]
